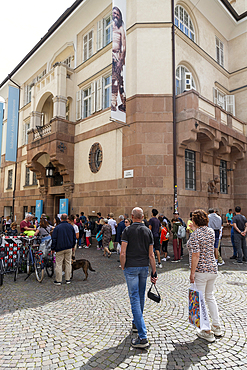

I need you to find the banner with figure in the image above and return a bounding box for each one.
[111,0,126,123]
[6,86,19,162]
[35,200,43,222]
[59,199,69,215]
[0,102,3,166]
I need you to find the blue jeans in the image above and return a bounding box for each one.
[124,266,149,339]
[231,228,237,256]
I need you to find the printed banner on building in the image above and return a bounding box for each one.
[35,200,43,222]
[59,199,69,215]
[6,86,19,162]
[0,102,3,166]
[111,0,126,123]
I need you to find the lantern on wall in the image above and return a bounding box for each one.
[45,162,55,178]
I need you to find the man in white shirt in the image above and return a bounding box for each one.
[208,208,222,262]
[108,213,117,247]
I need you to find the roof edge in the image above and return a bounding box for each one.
[219,0,247,21]
[0,0,84,90]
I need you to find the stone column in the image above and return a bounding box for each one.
[52,96,67,119]
[30,111,42,130]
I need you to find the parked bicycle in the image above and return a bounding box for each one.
[18,236,44,283]
[0,236,21,286]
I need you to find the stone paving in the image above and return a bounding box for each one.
[0,239,247,370]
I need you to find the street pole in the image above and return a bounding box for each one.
[171,0,178,213]
[9,77,21,221]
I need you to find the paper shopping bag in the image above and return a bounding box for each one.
[188,283,210,331]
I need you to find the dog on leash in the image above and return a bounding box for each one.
[71,258,95,280]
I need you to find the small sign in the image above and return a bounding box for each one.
[124,170,133,178]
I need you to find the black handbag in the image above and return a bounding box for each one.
[147,283,161,303]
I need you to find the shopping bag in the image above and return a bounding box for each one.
[108,240,115,251]
[95,232,102,242]
[188,283,210,331]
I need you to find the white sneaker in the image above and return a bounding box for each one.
[158,263,162,268]
[85,246,89,249]
[162,258,166,262]
[166,256,170,259]
[197,330,215,342]
[211,325,223,337]
[218,261,225,266]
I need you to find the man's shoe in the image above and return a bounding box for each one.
[233,261,243,264]
[131,336,149,348]
[171,259,179,263]
[211,325,223,337]
[158,263,162,268]
[66,280,71,285]
[230,255,237,259]
[132,323,138,333]
[197,330,215,342]
[53,281,61,286]
[218,261,225,266]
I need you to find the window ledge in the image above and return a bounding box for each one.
[6,187,12,190]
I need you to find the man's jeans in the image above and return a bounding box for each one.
[234,233,247,262]
[124,266,149,339]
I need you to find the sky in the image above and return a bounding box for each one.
[0,0,75,101]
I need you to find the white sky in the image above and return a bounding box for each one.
[0,0,75,100]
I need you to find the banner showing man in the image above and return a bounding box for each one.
[111,0,126,123]
[6,85,19,162]
[0,102,3,166]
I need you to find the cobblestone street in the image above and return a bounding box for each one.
[0,241,247,370]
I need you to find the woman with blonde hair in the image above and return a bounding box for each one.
[187,209,222,342]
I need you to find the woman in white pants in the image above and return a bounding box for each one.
[187,209,223,342]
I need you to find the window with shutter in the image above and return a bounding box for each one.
[216,36,224,67]
[83,87,92,118]
[103,75,112,109]
[97,20,103,50]
[96,78,102,111]
[76,91,82,120]
[91,82,96,114]
[224,95,235,116]
[176,66,196,95]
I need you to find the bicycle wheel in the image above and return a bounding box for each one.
[0,260,4,286]
[34,254,44,283]
[26,250,31,275]
[45,258,54,278]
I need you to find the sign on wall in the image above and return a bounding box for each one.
[35,200,43,222]
[59,199,69,215]
[0,102,3,166]
[111,0,126,124]
[6,86,19,162]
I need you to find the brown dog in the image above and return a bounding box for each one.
[71,258,95,280]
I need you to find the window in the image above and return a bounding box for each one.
[32,172,38,186]
[83,30,93,61]
[25,167,30,186]
[185,150,196,190]
[7,170,13,189]
[97,14,113,50]
[63,56,72,67]
[176,66,196,95]
[175,6,195,41]
[213,88,235,116]
[103,75,112,109]
[83,87,92,118]
[66,100,70,120]
[25,85,32,105]
[23,206,28,220]
[23,122,30,145]
[31,206,36,215]
[220,160,227,194]
[216,37,224,67]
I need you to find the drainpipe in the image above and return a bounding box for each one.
[171,0,178,213]
[9,77,21,221]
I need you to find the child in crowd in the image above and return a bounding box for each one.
[84,223,92,248]
[160,221,170,261]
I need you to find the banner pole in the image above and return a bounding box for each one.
[9,80,21,221]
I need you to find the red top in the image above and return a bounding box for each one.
[20,220,31,233]
[160,227,168,243]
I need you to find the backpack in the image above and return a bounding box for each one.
[177,225,186,239]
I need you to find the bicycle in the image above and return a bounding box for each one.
[19,236,44,283]
[39,238,54,278]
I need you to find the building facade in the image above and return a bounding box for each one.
[0,0,247,223]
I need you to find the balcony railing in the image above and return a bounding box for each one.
[33,123,52,141]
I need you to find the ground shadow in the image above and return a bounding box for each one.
[166,338,210,369]
[79,334,145,370]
